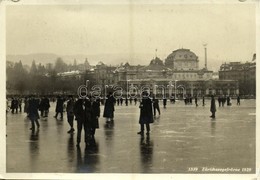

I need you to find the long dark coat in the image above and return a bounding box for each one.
[43,98,50,111]
[90,100,100,129]
[73,99,91,125]
[103,95,115,118]
[139,97,154,124]
[55,98,64,113]
[28,98,40,120]
[210,98,216,113]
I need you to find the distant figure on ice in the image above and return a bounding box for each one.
[237,95,240,106]
[227,96,231,106]
[137,92,153,136]
[152,96,160,116]
[11,97,18,114]
[28,95,40,132]
[163,97,167,108]
[54,95,64,120]
[202,95,205,106]
[218,96,221,107]
[103,92,116,123]
[210,95,216,119]
[42,96,50,117]
[194,95,198,107]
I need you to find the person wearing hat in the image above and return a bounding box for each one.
[73,93,92,146]
[137,91,154,136]
[27,95,40,132]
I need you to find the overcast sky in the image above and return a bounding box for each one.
[6,3,256,65]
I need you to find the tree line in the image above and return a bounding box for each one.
[6,58,84,95]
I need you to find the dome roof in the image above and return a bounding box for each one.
[166,48,198,61]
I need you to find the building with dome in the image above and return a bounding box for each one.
[165,48,199,70]
[83,48,239,98]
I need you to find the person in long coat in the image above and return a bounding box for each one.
[90,97,100,138]
[54,96,64,119]
[237,95,240,106]
[11,97,18,114]
[163,97,167,108]
[28,95,40,132]
[103,92,115,123]
[210,95,216,119]
[152,96,160,116]
[42,97,50,117]
[66,95,75,134]
[74,97,92,146]
[138,92,154,136]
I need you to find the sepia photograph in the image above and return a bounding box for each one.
[0,0,259,179]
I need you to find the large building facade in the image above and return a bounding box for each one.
[84,48,239,98]
[219,54,256,96]
[59,48,243,97]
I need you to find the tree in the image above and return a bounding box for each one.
[30,60,38,74]
[54,57,68,73]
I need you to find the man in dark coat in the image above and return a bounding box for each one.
[194,95,198,107]
[137,92,154,136]
[66,95,75,134]
[27,95,40,132]
[43,96,50,117]
[11,97,18,114]
[74,96,92,146]
[90,97,100,138]
[237,95,240,106]
[103,92,116,123]
[54,96,64,119]
[152,96,160,116]
[210,95,216,119]
[163,97,167,108]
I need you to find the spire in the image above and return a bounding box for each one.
[203,43,208,70]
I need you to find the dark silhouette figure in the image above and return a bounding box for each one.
[11,97,18,114]
[237,95,240,106]
[27,95,40,132]
[66,95,75,134]
[103,92,116,123]
[194,95,198,107]
[54,96,64,119]
[137,92,154,136]
[74,97,92,146]
[89,97,100,138]
[202,96,205,106]
[42,97,50,117]
[210,95,216,119]
[163,97,167,108]
[152,97,160,116]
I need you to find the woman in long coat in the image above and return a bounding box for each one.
[138,92,154,136]
[103,92,115,122]
[210,95,216,118]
